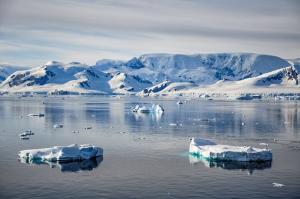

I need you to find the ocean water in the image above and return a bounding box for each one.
[0,96,299,199]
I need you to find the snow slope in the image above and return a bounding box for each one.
[0,64,28,83]
[156,66,299,98]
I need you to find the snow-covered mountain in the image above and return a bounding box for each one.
[96,53,290,85]
[147,66,299,98]
[0,53,298,98]
[0,64,28,83]
[0,61,152,94]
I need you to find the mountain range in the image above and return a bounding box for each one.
[0,53,299,99]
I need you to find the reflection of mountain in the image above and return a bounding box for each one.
[189,154,271,175]
[19,156,103,172]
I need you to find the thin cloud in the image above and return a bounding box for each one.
[0,0,299,66]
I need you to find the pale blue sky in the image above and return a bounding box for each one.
[0,0,299,66]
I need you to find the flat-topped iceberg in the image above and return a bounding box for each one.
[131,104,164,113]
[189,138,272,162]
[19,144,103,163]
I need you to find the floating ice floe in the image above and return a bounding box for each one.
[18,144,103,163]
[131,104,164,114]
[272,183,285,188]
[28,113,45,117]
[177,100,183,105]
[19,130,34,140]
[53,124,63,128]
[189,138,272,162]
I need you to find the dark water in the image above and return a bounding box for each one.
[0,96,299,199]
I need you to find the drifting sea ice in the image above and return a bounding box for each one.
[18,144,103,163]
[53,124,63,128]
[189,138,272,162]
[131,104,164,114]
[19,130,34,140]
[28,113,45,117]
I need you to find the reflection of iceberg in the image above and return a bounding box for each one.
[132,111,163,121]
[19,156,103,172]
[189,154,271,174]
[189,138,272,162]
[18,144,103,162]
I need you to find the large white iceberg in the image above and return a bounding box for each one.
[19,144,103,163]
[189,138,272,162]
[131,104,164,113]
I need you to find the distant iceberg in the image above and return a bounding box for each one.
[189,138,272,162]
[28,113,45,117]
[18,144,103,163]
[131,104,164,114]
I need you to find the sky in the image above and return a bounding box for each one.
[0,0,299,66]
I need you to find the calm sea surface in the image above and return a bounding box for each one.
[0,96,299,199]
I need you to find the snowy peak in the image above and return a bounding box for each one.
[0,64,29,83]
[108,72,152,94]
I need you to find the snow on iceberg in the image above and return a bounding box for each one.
[131,104,164,114]
[18,144,103,163]
[189,138,272,162]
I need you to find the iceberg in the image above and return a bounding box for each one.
[28,113,45,117]
[189,138,272,162]
[53,124,63,128]
[131,104,164,114]
[19,130,34,139]
[18,144,103,163]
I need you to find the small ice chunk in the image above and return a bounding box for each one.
[272,183,285,188]
[177,100,183,105]
[131,104,164,114]
[18,144,103,162]
[259,143,269,147]
[53,124,63,128]
[19,130,34,139]
[20,130,34,137]
[169,123,177,126]
[189,138,272,162]
[28,113,45,117]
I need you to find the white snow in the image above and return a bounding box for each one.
[189,138,272,162]
[132,104,164,114]
[18,144,103,162]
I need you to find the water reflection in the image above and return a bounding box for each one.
[189,154,272,175]
[19,156,103,172]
